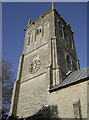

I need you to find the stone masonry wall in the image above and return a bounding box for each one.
[17,73,48,118]
[48,80,88,118]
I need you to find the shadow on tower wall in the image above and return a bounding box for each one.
[7,105,61,120]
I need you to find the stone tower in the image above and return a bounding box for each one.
[9,2,80,119]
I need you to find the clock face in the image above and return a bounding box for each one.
[29,56,41,74]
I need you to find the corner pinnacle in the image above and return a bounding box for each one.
[52,2,55,10]
[28,18,31,27]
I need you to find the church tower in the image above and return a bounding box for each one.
[9,2,80,119]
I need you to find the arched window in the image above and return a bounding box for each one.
[66,54,70,63]
[36,25,42,41]
[65,54,72,75]
[28,35,30,45]
[36,29,41,35]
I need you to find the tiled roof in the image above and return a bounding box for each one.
[50,67,89,92]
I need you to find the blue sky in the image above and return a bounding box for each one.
[2,2,87,79]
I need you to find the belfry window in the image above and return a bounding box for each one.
[36,29,41,35]
[61,29,62,36]
[36,25,42,41]
[72,61,77,71]
[43,21,49,37]
[64,31,67,40]
[28,35,30,45]
[61,25,64,39]
[66,54,70,63]
[65,54,72,73]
